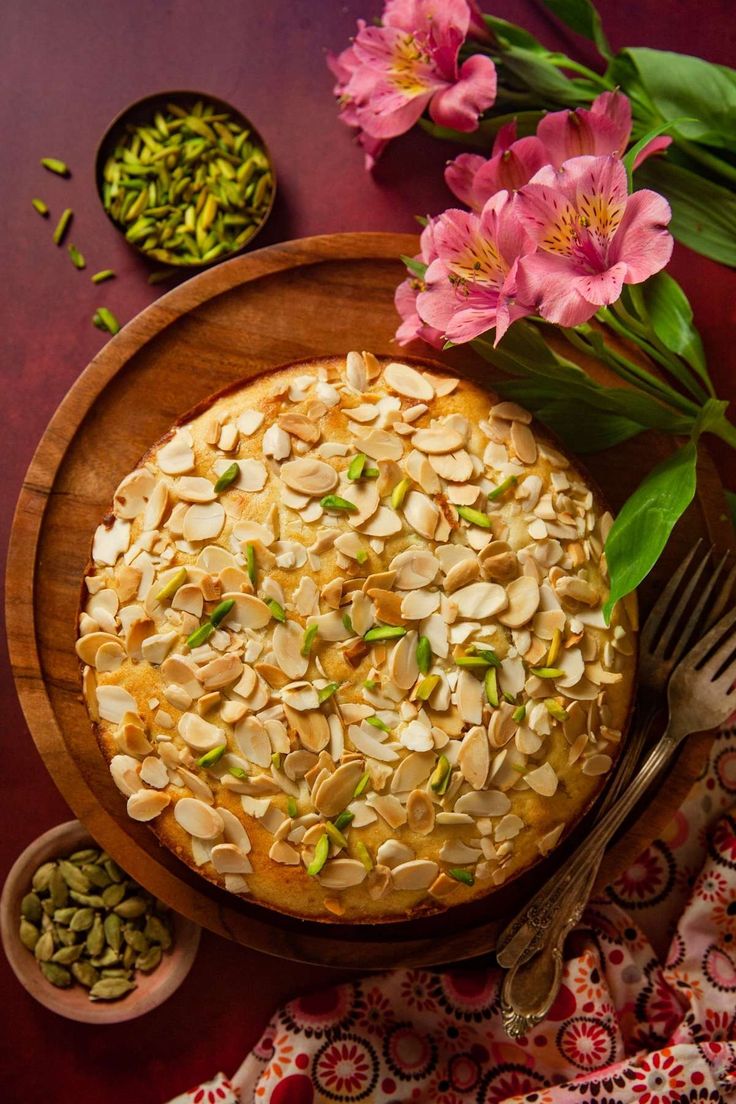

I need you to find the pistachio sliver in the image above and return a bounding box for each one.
[484,667,499,707]
[301,623,319,657]
[320,494,358,513]
[449,868,475,886]
[333,810,354,831]
[488,474,518,501]
[457,505,492,528]
[197,744,227,768]
[67,244,86,269]
[390,477,411,510]
[286,797,298,818]
[366,714,390,732]
[52,208,73,246]
[266,598,286,623]
[546,628,562,667]
[347,453,367,481]
[228,766,247,779]
[245,542,257,587]
[512,704,526,723]
[416,635,432,675]
[430,754,451,794]
[545,699,568,721]
[187,622,215,649]
[90,269,116,284]
[325,821,348,849]
[317,682,340,704]
[214,462,239,493]
[155,566,187,601]
[307,834,329,877]
[94,307,121,335]
[355,842,373,872]
[416,674,440,701]
[353,771,371,798]
[364,625,407,642]
[530,666,565,678]
[271,752,283,770]
[209,598,235,627]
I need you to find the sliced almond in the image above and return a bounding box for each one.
[96,685,138,725]
[175,476,217,503]
[178,713,224,752]
[406,790,435,835]
[211,843,252,874]
[454,790,511,817]
[525,762,558,796]
[402,491,439,540]
[445,558,480,594]
[183,502,225,542]
[458,725,490,789]
[273,621,309,680]
[390,549,440,589]
[127,790,171,821]
[391,859,439,891]
[110,754,142,796]
[390,750,435,793]
[498,576,540,628]
[388,630,419,690]
[313,760,366,816]
[278,412,321,443]
[75,631,123,667]
[318,859,367,889]
[223,593,272,629]
[157,429,194,475]
[284,705,331,753]
[510,421,538,464]
[453,581,508,620]
[174,798,224,839]
[281,458,337,497]
[411,427,464,454]
[384,361,435,401]
[360,429,404,462]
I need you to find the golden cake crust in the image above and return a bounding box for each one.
[78,353,637,922]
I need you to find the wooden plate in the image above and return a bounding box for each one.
[7,232,734,967]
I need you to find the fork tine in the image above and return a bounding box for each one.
[667,550,730,666]
[701,619,736,676]
[714,655,736,693]
[653,546,712,659]
[705,555,736,629]
[639,540,702,654]
[683,604,736,669]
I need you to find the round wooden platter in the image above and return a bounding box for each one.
[7,232,735,969]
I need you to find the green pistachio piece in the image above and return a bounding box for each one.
[214,462,239,493]
[320,494,358,513]
[364,625,407,642]
[307,834,329,877]
[456,506,492,528]
[155,566,187,601]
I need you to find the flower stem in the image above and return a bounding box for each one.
[603,305,710,404]
[708,414,736,450]
[547,54,612,89]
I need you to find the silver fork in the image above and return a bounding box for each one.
[497,544,735,1034]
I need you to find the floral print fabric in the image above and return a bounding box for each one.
[169,722,736,1104]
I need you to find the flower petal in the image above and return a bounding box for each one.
[429,54,497,132]
[632,135,672,171]
[445,152,488,208]
[516,252,598,327]
[573,262,628,307]
[609,189,673,283]
[472,136,548,203]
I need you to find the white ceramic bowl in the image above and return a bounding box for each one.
[1,819,201,1023]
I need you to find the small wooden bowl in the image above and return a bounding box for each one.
[0,820,201,1023]
[94,89,276,268]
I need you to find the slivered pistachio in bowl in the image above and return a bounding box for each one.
[19,844,173,1001]
[99,96,275,266]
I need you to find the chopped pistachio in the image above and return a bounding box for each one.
[484,667,499,707]
[342,612,354,634]
[67,244,86,269]
[362,678,378,691]
[214,462,239,493]
[317,682,340,704]
[286,797,298,818]
[325,821,348,849]
[545,699,568,721]
[333,810,354,831]
[320,494,358,512]
[449,868,474,886]
[266,598,286,623]
[355,842,373,871]
[155,566,187,601]
[245,542,257,586]
[52,208,73,245]
[355,549,369,565]
[366,715,390,732]
[186,622,214,649]
[546,628,562,667]
[353,771,370,798]
[197,744,226,768]
[429,754,450,793]
[271,752,283,770]
[307,834,329,877]
[416,674,440,701]
[301,622,318,657]
[228,766,247,779]
[390,477,411,510]
[209,598,234,627]
[512,704,526,724]
[347,453,366,481]
[364,625,407,642]
[488,474,518,501]
[457,505,492,528]
[530,666,565,678]
[416,635,432,675]
[90,269,116,284]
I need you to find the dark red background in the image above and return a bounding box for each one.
[1,2,734,1101]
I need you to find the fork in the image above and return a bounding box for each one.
[496,544,736,1034]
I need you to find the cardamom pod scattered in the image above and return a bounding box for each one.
[101,98,274,266]
[18,845,174,1003]
[40,157,70,176]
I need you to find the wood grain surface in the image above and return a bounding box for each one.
[6,231,734,967]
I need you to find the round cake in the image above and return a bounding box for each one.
[77,352,637,921]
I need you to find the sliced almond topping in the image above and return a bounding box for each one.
[498,576,540,628]
[402,491,439,541]
[313,760,366,816]
[75,631,123,666]
[183,501,225,542]
[391,859,439,891]
[453,581,508,620]
[273,621,309,680]
[411,427,464,455]
[456,670,484,725]
[345,481,380,527]
[281,458,337,497]
[211,844,252,874]
[127,790,171,821]
[357,505,402,539]
[454,789,511,817]
[197,654,243,690]
[318,858,368,889]
[555,575,600,607]
[278,412,321,443]
[346,350,367,391]
[510,421,538,464]
[350,428,401,465]
[110,754,142,796]
[175,476,217,503]
[157,429,195,475]
[429,450,474,482]
[174,798,224,839]
[368,589,406,627]
[92,518,131,566]
[406,790,436,836]
[388,630,419,690]
[114,468,156,518]
[525,761,558,796]
[445,558,480,594]
[400,589,440,620]
[223,592,272,629]
[384,361,435,401]
[490,401,531,423]
[269,840,300,865]
[390,549,440,589]
[284,705,331,753]
[458,725,490,789]
[582,753,613,776]
[96,685,138,724]
[179,713,224,752]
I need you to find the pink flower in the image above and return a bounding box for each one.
[515,155,673,327]
[537,90,671,170]
[415,191,536,344]
[445,121,548,210]
[329,0,496,165]
[395,220,445,347]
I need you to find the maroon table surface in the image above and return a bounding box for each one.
[1,2,734,1101]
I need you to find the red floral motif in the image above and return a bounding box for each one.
[557,1016,616,1070]
[711,816,736,865]
[313,1037,377,1099]
[399,969,438,1013]
[693,869,728,903]
[354,985,395,1036]
[630,1050,686,1104]
[572,949,608,1003]
[711,887,736,935]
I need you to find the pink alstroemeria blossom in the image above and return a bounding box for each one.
[537,90,671,170]
[515,155,673,327]
[329,0,496,165]
[395,220,445,347]
[445,121,548,210]
[415,191,536,344]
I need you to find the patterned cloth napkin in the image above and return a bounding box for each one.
[168,722,736,1104]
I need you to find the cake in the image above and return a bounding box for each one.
[76,352,637,921]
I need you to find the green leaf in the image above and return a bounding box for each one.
[620,48,736,146]
[400,254,426,280]
[637,273,710,390]
[500,47,598,106]
[518,398,643,452]
[636,158,736,267]
[603,440,698,621]
[483,15,548,53]
[538,0,612,60]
